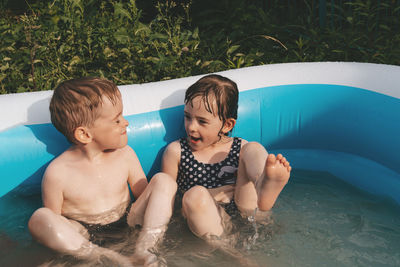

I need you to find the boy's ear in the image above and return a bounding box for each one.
[74,126,92,144]
[222,118,236,134]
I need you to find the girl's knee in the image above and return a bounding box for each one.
[239,142,268,180]
[182,186,212,212]
[241,142,266,157]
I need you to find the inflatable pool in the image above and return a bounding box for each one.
[0,62,399,206]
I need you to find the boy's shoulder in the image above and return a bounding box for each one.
[118,145,141,166]
[43,145,139,186]
[42,149,75,186]
[45,145,137,174]
[45,145,82,168]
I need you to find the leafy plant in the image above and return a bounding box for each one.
[0,0,399,94]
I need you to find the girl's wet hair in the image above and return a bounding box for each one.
[50,77,120,144]
[185,74,239,125]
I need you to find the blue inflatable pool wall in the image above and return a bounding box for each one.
[0,62,399,205]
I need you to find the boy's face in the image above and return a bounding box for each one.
[89,95,129,151]
[184,96,229,151]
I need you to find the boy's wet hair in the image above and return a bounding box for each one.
[185,74,239,125]
[50,77,120,144]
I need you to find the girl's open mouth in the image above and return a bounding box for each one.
[190,136,201,144]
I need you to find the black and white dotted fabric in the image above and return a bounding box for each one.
[177,137,242,193]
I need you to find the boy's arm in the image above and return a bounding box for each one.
[161,141,180,180]
[126,146,148,199]
[41,165,64,214]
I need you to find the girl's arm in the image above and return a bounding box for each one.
[161,140,181,180]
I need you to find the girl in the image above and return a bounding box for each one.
[162,74,291,238]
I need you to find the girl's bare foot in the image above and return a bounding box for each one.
[256,153,291,211]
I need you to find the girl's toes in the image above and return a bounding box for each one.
[266,153,276,164]
[284,161,289,167]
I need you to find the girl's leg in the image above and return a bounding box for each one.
[181,185,225,238]
[235,142,291,215]
[183,186,259,267]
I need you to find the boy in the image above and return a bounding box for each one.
[28,77,177,266]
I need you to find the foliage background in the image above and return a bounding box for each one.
[1,0,399,94]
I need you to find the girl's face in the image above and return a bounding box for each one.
[184,96,234,151]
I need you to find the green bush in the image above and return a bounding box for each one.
[191,0,400,65]
[0,0,202,93]
[1,0,399,94]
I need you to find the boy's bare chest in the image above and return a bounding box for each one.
[61,160,130,212]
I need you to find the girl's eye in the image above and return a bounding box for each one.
[116,120,120,124]
[199,120,208,124]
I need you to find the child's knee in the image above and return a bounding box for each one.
[28,207,60,241]
[240,142,268,178]
[182,186,212,212]
[28,208,52,232]
[241,142,266,158]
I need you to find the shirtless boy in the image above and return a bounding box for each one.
[28,77,177,266]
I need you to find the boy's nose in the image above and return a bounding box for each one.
[123,117,129,127]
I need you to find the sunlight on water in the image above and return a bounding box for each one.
[1,170,400,266]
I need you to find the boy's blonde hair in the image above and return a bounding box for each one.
[50,77,120,144]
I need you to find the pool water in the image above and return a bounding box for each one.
[1,170,399,267]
